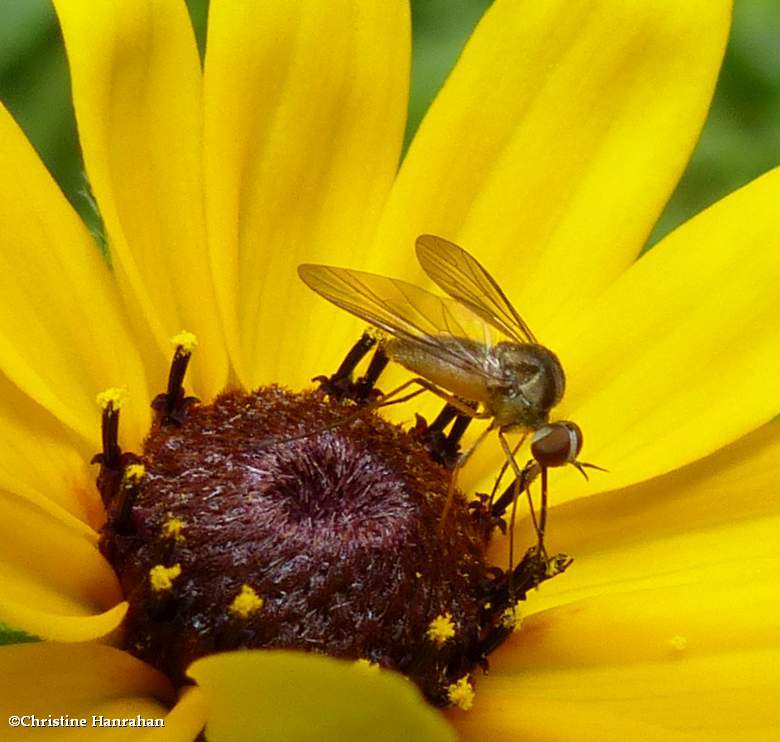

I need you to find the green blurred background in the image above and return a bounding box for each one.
[0,0,778,248]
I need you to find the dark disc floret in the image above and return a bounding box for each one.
[101,387,509,705]
[97,334,572,710]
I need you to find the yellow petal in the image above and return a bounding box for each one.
[487,423,780,612]
[460,582,780,740]
[54,0,228,401]
[203,0,410,387]
[519,420,780,562]
[144,686,208,742]
[0,103,149,444]
[525,512,780,620]
[469,427,780,739]
[0,370,99,531]
[0,490,124,641]
[373,0,730,337]
[455,698,697,741]
[456,652,778,741]
[0,643,175,740]
[545,166,780,500]
[516,561,780,667]
[0,601,126,644]
[188,650,455,741]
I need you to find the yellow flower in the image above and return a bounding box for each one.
[0,0,778,740]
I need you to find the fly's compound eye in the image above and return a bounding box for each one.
[531,421,583,468]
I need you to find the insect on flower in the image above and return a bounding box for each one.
[299,234,604,555]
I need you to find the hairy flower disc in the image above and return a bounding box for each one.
[100,386,514,705]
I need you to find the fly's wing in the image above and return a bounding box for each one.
[415,234,538,344]
[298,263,499,378]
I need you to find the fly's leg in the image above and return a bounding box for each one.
[498,431,546,559]
[538,465,549,552]
[379,378,497,530]
[376,377,489,419]
[490,458,539,520]
[468,434,528,535]
[259,376,486,450]
[438,423,495,533]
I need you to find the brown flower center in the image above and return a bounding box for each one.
[95,337,570,707]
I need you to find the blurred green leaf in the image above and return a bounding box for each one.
[406,0,492,149]
[187,0,209,59]
[0,0,52,71]
[0,623,37,646]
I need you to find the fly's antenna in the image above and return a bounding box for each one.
[572,460,609,480]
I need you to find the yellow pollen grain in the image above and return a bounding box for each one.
[124,463,146,483]
[96,387,128,410]
[426,613,456,646]
[149,564,181,593]
[354,658,380,673]
[229,584,264,619]
[161,513,186,542]
[447,676,475,711]
[171,330,198,353]
[669,635,688,652]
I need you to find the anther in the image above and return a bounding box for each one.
[428,404,459,436]
[313,332,376,400]
[152,332,200,426]
[545,553,572,578]
[426,613,456,647]
[228,584,264,619]
[94,388,126,469]
[91,388,131,508]
[444,411,474,460]
[501,604,522,631]
[488,547,571,610]
[414,402,476,468]
[147,563,183,622]
[315,333,390,404]
[109,463,146,533]
[351,344,390,402]
[149,563,182,593]
[446,676,475,711]
[161,513,186,542]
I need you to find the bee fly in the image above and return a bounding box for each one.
[299,234,602,555]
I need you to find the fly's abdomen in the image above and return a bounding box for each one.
[385,338,491,406]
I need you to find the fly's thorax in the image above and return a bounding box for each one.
[487,343,566,428]
[385,337,492,405]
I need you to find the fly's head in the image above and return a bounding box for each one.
[531,421,583,468]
